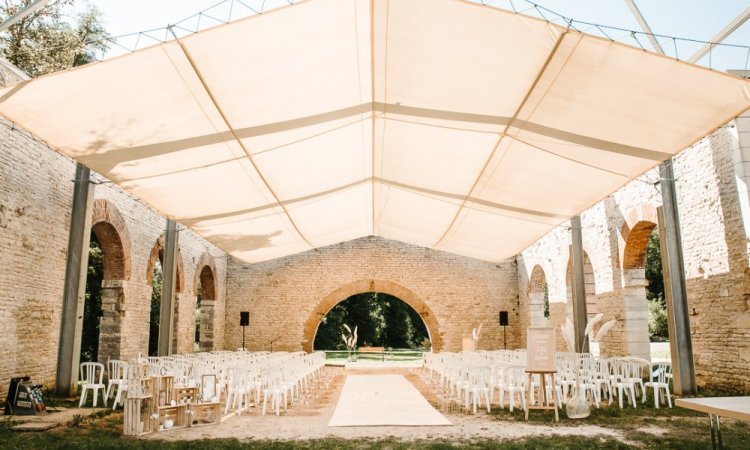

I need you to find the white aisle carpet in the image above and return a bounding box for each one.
[328,375,452,427]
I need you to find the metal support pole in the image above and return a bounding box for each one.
[570,215,589,353]
[55,163,95,395]
[658,160,697,395]
[157,219,179,356]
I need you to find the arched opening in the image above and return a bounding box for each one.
[146,235,184,356]
[566,250,597,319]
[195,264,216,352]
[82,205,129,363]
[148,261,162,357]
[80,232,103,363]
[528,265,549,327]
[303,280,441,353]
[622,220,663,361]
[313,292,430,350]
[87,200,130,363]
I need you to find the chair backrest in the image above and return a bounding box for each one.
[504,365,526,388]
[80,362,104,384]
[651,362,672,384]
[107,360,128,381]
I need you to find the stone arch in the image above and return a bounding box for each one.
[145,234,185,355]
[528,265,548,327]
[90,199,131,362]
[566,249,597,318]
[91,199,130,281]
[194,253,218,352]
[145,234,184,293]
[619,218,658,361]
[302,280,441,353]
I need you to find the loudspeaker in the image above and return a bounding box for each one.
[499,311,509,327]
[240,311,249,327]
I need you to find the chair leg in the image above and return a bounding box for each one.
[93,388,99,408]
[79,388,86,407]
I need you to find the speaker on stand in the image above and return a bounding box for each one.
[240,311,249,351]
[499,311,509,349]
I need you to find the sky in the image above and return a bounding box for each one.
[76,0,750,71]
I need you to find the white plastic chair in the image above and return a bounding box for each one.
[612,359,638,408]
[105,360,129,410]
[465,366,492,414]
[644,362,672,408]
[499,365,527,412]
[79,362,107,407]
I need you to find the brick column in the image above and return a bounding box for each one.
[622,269,651,361]
[98,280,126,362]
[200,300,216,352]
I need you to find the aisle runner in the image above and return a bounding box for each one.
[328,375,452,427]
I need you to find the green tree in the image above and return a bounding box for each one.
[645,228,669,340]
[148,261,162,357]
[313,292,429,350]
[645,229,664,302]
[0,0,110,78]
[80,231,103,363]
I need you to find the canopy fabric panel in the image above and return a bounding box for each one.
[1,0,749,263]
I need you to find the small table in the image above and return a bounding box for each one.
[675,396,750,449]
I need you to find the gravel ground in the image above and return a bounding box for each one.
[146,367,632,444]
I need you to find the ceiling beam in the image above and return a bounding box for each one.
[623,0,665,55]
[0,0,50,33]
[688,5,750,64]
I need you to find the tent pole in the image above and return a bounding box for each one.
[570,215,589,353]
[55,163,94,395]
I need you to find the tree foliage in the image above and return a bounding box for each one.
[314,292,430,350]
[80,231,103,363]
[645,229,669,340]
[0,0,110,77]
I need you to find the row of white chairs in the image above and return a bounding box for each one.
[78,350,327,416]
[423,351,673,415]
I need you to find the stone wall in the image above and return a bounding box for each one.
[518,124,750,393]
[0,118,227,399]
[225,236,519,353]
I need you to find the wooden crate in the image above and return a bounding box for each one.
[155,375,174,407]
[188,402,221,426]
[173,386,198,405]
[127,377,154,399]
[157,404,189,431]
[123,397,157,436]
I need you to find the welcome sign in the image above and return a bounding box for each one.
[526,327,556,372]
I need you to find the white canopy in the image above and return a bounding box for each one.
[1,0,749,263]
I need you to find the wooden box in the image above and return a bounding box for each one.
[173,386,198,405]
[188,402,221,426]
[127,377,154,399]
[157,404,189,431]
[123,397,157,436]
[155,375,174,407]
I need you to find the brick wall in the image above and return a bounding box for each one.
[225,236,519,353]
[519,125,750,392]
[0,119,227,399]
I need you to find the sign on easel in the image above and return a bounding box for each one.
[526,327,556,372]
[525,327,559,421]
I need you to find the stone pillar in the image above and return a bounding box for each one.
[98,280,126,362]
[622,269,651,361]
[529,293,546,327]
[200,300,216,351]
